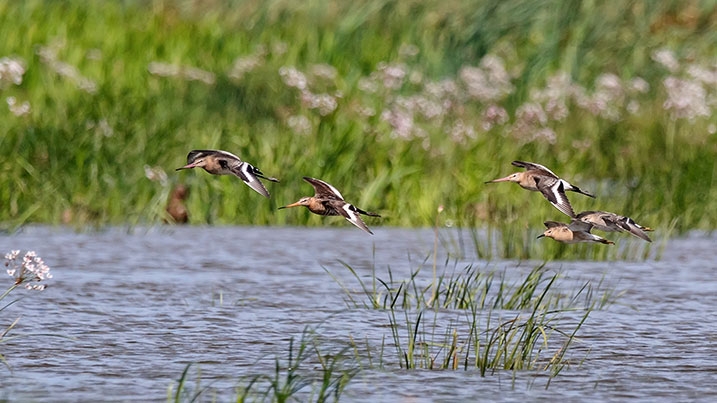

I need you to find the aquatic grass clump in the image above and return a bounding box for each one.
[383,300,592,376]
[380,260,614,375]
[169,327,359,403]
[327,250,621,382]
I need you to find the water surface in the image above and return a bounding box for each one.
[1,226,716,401]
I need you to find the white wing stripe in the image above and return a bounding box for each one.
[342,204,358,220]
[318,179,344,199]
[240,163,257,183]
[533,162,558,177]
[341,204,373,234]
[215,150,243,161]
[547,182,575,217]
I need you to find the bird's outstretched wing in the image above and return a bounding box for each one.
[535,177,576,218]
[228,161,272,198]
[303,177,345,200]
[567,219,594,232]
[338,202,374,234]
[512,160,558,177]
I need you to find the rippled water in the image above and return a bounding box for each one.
[1,226,716,401]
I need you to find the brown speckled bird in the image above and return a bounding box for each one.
[279,177,381,234]
[486,160,594,218]
[537,220,614,245]
[576,210,652,242]
[176,149,279,198]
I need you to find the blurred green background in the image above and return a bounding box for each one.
[1,1,716,244]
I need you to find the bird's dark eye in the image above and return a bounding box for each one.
[219,160,229,168]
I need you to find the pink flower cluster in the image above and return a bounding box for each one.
[37,44,98,93]
[148,62,216,85]
[4,250,52,291]
[1,56,31,117]
[150,42,716,145]
[280,66,340,117]
[0,57,25,88]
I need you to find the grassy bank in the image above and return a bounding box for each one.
[2,1,716,242]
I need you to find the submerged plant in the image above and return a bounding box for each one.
[169,327,360,403]
[238,328,359,402]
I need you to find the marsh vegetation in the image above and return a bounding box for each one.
[1,1,714,400]
[1,1,715,246]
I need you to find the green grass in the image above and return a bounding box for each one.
[326,250,621,375]
[2,0,716,253]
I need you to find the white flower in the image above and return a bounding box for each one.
[148,62,214,85]
[424,79,458,99]
[4,250,20,260]
[287,115,312,136]
[181,66,215,85]
[357,77,379,93]
[144,165,168,186]
[6,96,31,117]
[310,64,337,81]
[5,250,52,291]
[377,62,407,90]
[228,53,265,81]
[148,62,181,77]
[459,55,513,102]
[652,49,680,72]
[279,66,308,90]
[629,77,650,93]
[398,43,420,58]
[662,76,710,121]
[448,120,477,144]
[481,104,509,131]
[380,107,415,140]
[0,57,26,87]
[515,102,547,126]
[300,91,338,116]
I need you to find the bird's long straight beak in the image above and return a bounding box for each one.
[278,202,301,210]
[536,234,545,239]
[485,175,511,184]
[175,162,198,171]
